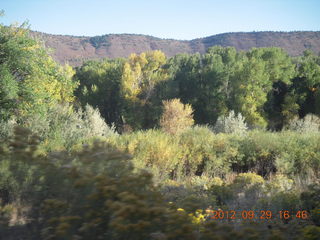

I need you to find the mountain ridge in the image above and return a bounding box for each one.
[30,31,320,66]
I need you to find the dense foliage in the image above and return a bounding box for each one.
[74,47,320,132]
[1,126,320,239]
[0,19,320,239]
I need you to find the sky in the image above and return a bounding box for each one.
[1,0,320,40]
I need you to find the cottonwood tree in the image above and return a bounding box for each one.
[160,98,194,135]
[0,20,77,121]
[121,50,168,129]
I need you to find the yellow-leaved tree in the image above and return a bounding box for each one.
[121,50,168,129]
[160,98,194,135]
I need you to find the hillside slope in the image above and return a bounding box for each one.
[31,31,320,66]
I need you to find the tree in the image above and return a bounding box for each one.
[122,50,167,100]
[227,47,295,128]
[295,51,320,116]
[0,64,18,120]
[0,20,77,121]
[259,47,296,129]
[121,50,169,129]
[160,98,194,135]
[75,59,124,127]
[279,51,320,127]
[230,52,270,127]
[200,46,238,124]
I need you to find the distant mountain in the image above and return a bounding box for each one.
[31,31,320,66]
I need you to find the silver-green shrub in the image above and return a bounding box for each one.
[286,114,320,133]
[12,103,117,150]
[82,104,118,138]
[213,110,248,135]
[0,117,16,138]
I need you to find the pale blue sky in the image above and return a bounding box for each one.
[1,0,319,40]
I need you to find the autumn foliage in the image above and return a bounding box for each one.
[160,98,194,135]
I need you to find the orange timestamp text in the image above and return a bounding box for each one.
[206,210,309,220]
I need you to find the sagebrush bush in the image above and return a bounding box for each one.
[234,130,280,176]
[0,127,70,234]
[82,104,118,138]
[214,110,248,135]
[0,117,16,139]
[286,114,320,133]
[111,126,237,182]
[20,103,118,151]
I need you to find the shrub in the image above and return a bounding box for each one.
[179,126,236,178]
[0,126,199,240]
[178,126,217,178]
[266,174,294,193]
[160,98,194,135]
[275,131,320,177]
[111,129,182,182]
[21,103,118,151]
[302,225,320,240]
[214,110,248,135]
[286,114,320,133]
[270,191,301,219]
[231,173,265,198]
[232,172,265,188]
[232,131,279,176]
[0,126,317,240]
[188,175,223,190]
[0,117,16,139]
[22,104,84,151]
[82,104,118,138]
[300,184,320,226]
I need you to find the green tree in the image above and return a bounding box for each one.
[259,48,296,129]
[296,51,320,116]
[200,46,238,124]
[0,64,18,120]
[280,51,320,126]
[0,21,77,121]
[230,51,269,127]
[228,48,295,128]
[75,59,124,127]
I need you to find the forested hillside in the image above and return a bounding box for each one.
[31,31,320,66]
[1,23,320,239]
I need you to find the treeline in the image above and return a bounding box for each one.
[1,21,320,135]
[75,47,320,131]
